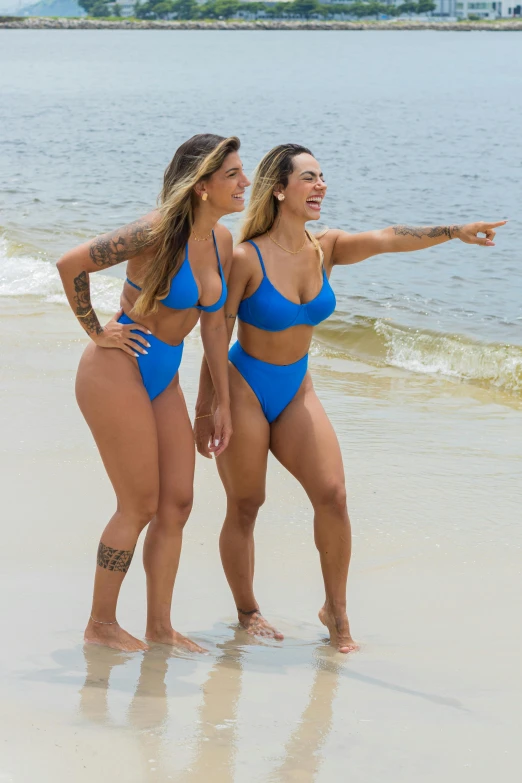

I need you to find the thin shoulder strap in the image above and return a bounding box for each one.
[247,239,266,276]
[212,230,224,277]
[126,277,142,291]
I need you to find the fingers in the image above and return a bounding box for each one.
[484,220,507,229]
[194,421,214,459]
[129,323,152,336]
[212,427,232,458]
[127,333,150,351]
[126,326,151,346]
[195,438,212,459]
[120,343,140,358]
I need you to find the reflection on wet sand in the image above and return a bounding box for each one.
[79,635,245,782]
[78,636,343,782]
[176,633,244,783]
[269,653,340,783]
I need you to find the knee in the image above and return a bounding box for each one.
[121,495,159,531]
[313,481,347,516]
[156,493,194,531]
[228,494,265,529]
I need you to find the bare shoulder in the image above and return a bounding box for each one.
[233,240,261,268]
[213,224,232,269]
[214,222,233,248]
[312,228,342,267]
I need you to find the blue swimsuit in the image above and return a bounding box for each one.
[120,230,226,401]
[230,238,336,423]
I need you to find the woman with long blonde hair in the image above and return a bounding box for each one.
[194,143,505,653]
[58,133,250,652]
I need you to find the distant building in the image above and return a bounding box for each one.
[433,0,457,15]
[455,0,520,16]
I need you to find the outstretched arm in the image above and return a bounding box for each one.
[329,220,507,267]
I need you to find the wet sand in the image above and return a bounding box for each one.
[1,298,521,782]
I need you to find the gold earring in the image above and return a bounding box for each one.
[277,194,285,202]
[202,193,208,202]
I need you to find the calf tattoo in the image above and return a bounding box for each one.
[97,542,135,573]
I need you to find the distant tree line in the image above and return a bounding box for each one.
[78,0,436,20]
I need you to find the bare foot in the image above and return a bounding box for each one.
[318,605,359,654]
[145,627,207,654]
[238,609,284,641]
[84,619,148,653]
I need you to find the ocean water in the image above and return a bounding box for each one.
[1,29,521,398]
[2,30,522,783]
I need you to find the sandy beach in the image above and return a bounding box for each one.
[1,296,520,782]
[2,27,521,781]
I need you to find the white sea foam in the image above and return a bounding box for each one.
[375,320,522,395]
[0,237,121,314]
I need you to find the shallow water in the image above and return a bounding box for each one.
[1,28,521,783]
[1,29,521,396]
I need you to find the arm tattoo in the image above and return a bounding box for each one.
[393,225,463,240]
[89,218,152,268]
[73,270,102,335]
[393,225,451,239]
[97,542,135,573]
[448,225,463,239]
[225,313,237,319]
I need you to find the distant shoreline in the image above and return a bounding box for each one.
[2,17,522,30]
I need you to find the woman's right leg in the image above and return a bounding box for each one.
[76,344,160,652]
[216,365,283,639]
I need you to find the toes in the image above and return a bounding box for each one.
[338,643,358,654]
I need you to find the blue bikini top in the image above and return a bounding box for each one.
[126,230,226,313]
[237,239,336,332]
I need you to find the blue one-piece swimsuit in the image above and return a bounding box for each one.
[230,238,336,423]
[121,230,226,401]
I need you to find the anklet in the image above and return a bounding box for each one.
[90,615,118,625]
[237,607,261,616]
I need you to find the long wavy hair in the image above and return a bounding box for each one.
[237,143,312,241]
[133,133,240,317]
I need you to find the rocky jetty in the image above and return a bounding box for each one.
[1,17,522,30]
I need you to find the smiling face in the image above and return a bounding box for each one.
[199,151,251,214]
[275,152,327,222]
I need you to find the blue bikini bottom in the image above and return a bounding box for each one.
[229,341,308,424]
[118,313,184,401]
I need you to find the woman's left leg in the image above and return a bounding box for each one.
[142,376,204,652]
[270,373,358,653]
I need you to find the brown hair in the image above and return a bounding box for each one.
[237,143,312,244]
[133,133,240,316]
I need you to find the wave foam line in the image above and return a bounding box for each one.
[315,316,522,397]
[0,236,121,314]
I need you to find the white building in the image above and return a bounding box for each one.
[455,0,520,16]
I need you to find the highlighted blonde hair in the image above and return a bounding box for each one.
[133,133,240,317]
[237,143,325,261]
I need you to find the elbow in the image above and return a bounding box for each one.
[56,250,82,280]
[56,251,72,276]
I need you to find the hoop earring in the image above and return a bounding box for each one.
[202,193,208,202]
[277,194,285,202]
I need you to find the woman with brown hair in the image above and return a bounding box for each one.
[58,133,250,652]
[194,142,505,653]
